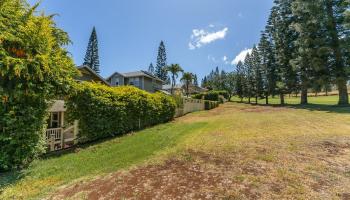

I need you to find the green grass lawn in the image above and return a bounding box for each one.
[0,121,208,199]
[231,94,340,105]
[1,95,350,199]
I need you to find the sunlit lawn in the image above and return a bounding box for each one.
[1,95,350,199]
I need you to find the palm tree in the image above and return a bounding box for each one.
[165,64,183,94]
[181,72,194,97]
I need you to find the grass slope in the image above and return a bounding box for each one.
[0,121,208,199]
[1,95,350,199]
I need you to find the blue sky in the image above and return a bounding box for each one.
[29,0,274,80]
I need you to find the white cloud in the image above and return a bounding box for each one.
[222,56,230,65]
[189,26,229,50]
[208,55,219,63]
[231,48,252,65]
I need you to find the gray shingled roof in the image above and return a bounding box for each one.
[77,65,111,86]
[107,70,165,83]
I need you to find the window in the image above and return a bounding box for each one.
[129,77,140,88]
[49,112,60,128]
[115,81,119,86]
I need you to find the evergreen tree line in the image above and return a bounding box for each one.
[148,41,200,87]
[202,67,236,99]
[235,0,350,105]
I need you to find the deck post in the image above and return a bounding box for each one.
[73,120,79,144]
[61,112,65,148]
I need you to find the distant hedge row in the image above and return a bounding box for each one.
[204,100,219,110]
[192,90,229,102]
[67,83,176,142]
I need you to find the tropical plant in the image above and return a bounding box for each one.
[165,64,183,94]
[181,72,194,97]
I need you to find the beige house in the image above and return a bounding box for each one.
[106,70,164,93]
[46,66,109,152]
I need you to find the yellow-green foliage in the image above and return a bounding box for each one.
[0,0,77,170]
[67,82,176,142]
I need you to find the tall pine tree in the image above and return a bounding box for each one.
[291,0,328,104]
[193,74,199,86]
[267,0,298,104]
[251,46,264,104]
[148,63,155,75]
[235,61,245,101]
[324,0,349,105]
[155,41,168,81]
[83,27,100,73]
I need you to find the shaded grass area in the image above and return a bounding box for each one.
[0,121,208,199]
[231,95,350,114]
[231,95,339,105]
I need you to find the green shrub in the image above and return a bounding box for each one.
[216,90,230,99]
[192,93,204,100]
[205,92,220,101]
[67,83,176,142]
[172,94,184,108]
[192,90,229,102]
[204,100,219,110]
[0,1,77,170]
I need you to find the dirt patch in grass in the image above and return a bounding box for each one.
[238,105,288,113]
[320,141,350,155]
[49,150,266,200]
[49,141,350,200]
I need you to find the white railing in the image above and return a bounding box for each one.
[45,121,78,152]
[63,125,75,142]
[46,128,63,141]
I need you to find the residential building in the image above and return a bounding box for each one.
[162,83,208,96]
[106,70,164,93]
[76,65,110,86]
[46,66,109,152]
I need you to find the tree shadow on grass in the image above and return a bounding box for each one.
[285,103,350,114]
[231,100,350,114]
[0,170,23,190]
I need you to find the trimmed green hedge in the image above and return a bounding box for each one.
[67,82,176,142]
[192,90,229,102]
[204,100,219,110]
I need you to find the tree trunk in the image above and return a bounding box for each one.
[338,80,349,105]
[266,96,269,105]
[325,0,349,105]
[171,74,175,95]
[301,88,308,104]
[255,96,258,105]
[248,97,251,104]
[280,93,285,105]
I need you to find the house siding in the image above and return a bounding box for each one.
[144,77,155,93]
[110,74,124,86]
[108,72,164,93]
